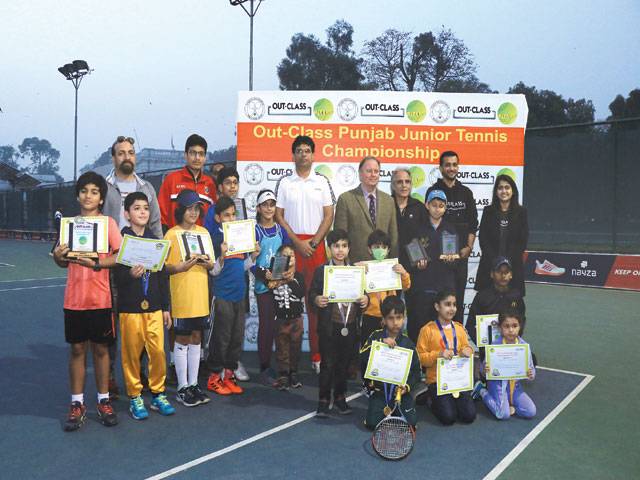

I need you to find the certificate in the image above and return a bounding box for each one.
[486,344,529,380]
[59,216,109,258]
[476,314,501,347]
[364,258,401,293]
[270,255,290,280]
[323,265,365,303]
[175,230,215,262]
[436,356,474,396]
[116,235,170,272]
[223,219,256,255]
[364,341,414,386]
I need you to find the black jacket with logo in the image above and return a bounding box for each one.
[466,285,526,344]
[426,178,479,247]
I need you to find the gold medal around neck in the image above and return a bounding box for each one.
[383,406,392,416]
[141,299,149,310]
[452,392,460,399]
[509,406,516,416]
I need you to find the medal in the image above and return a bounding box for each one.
[509,406,516,416]
[141,299,149,310]
[383,382,396,417]
[452,392,460,398]
[341,327,349,336]
[337,302,352,338]
[383,406,392,416]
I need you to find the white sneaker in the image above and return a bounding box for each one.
[534,259,565,276]
[234,361,250,381]
[311,360,321,374]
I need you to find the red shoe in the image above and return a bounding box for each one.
[63,401,87,432]
[223,369,244,394]
[207,372,232,395]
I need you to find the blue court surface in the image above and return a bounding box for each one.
[0,268,591,480]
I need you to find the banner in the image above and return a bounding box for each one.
[236,91,528,350]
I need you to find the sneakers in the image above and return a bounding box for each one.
[63,401,87,432]
[207,372,232,395]
[289,372,302,389]
[165,364,177,387]
[150,393,176,415]
[234,361,250,381]
[274,376,289,391]
[260,368,278,387]
[97,398,119,426]
[108,375,120,401]
[176,386,199,407]
[129,395,149,420]
[334,397,352,415]
[222,369,244,394]
[191,384,211,405]
[311,354,321,374]
[471,381,486,401]
[534,259,565,276]
[315,401,330,418]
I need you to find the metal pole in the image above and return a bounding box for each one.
[73,83,79,182]
[249,0,254,90]
[612,126,618,252]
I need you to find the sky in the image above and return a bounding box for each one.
[1,0,638,181]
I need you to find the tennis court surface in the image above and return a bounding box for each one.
[1,240,638,479]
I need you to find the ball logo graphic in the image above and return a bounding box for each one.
[406,100,427,123]
[408,166,426,188]
[314,164,333,180]
[428,167,441,186]
[313,98,334,121]
[244,190,259,214]
[497,167,516,181]
[244,97,265,120]
[337,98,358,121]
[244,163,264,185]
[430,100,451,123]
[497,102,518,125]
[337,165,357,187]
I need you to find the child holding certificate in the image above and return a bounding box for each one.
[360,296,421,429]
[472,310,536,420]
[52,172,122,431]
[416,290,476,425]
[309,229,369,417]
[114,192,175,419]
[358,229,411,347]
[164,189,216,407]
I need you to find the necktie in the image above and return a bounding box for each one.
[368,194,376,225]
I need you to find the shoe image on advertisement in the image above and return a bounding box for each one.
[234,361,250,381]
[534,259,565,276]
[63,401,87,432]
[97,398,119,426]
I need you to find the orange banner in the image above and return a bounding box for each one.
[237,122,525,166]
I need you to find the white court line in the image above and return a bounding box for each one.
[0,262,15,267]
[0,284,65,292]
[145,391,364,480]
[483,368,594,480]
[0,276,66,283]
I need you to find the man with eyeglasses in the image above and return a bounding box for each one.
[158,134,217,231]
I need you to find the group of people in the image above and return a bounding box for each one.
[53,132,534,433]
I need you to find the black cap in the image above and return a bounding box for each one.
[492,256,512,271]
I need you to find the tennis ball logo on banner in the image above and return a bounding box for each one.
[497,167,517,181]
[408,166,428,202]
[498,102,518,125]
[406,100,427,123]
[314,164,333,179]
[314,98,334,121]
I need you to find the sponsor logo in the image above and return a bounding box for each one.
[244,163,264,185]
[314,164,333,180]
[337,98,358,121]
[497,167,517,182]
[336,164,357,187]
[267,167,294,181]
[267,101,311,116]
[406,100,427,123]
[428,167,441,186]
[360,102,404,118]
[245,319,259,344]
[453,105,496,120]
[430,100,451,123]
[244,97,265,120]
[498,102,518,125]
[409,166,426,187]
[313,98,334,121]
[243,190,259,214]
[475,198,490,207]
[456,171,493,182]
[572,260,597,277]
[535,259,566,276]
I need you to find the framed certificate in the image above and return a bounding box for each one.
[116,235,170,272]
[486,343,529,380]
[440,231,460,259]
[59,216,109,258]
[364,258,401,293]
[176,230,215,262]
[222,219,256,255]
[405,238,429,266]
[323,265,365,303]
[270,255,290,280]
[233,197,248,220]
[364,341,414,386]
[476,314,501,347]
[436,356,474,396]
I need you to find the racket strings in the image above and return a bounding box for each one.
[372,417,415,460]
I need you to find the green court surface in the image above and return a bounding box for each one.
[1,239,638,479]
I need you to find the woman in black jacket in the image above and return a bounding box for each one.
[475,174,529,295]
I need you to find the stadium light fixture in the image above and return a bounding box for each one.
[58,59,92,182]
[229,0,264,90]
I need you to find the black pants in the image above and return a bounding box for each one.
[453,259,469,323]
[207,298,246,372]
[405,290,437,344]
[429,386,476,425]
[360,314,383,347]
[318,323,357,402]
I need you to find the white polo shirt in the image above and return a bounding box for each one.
[275,169,335,235]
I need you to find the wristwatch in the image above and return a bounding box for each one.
[309,239,318,249]
[93,258,102,271]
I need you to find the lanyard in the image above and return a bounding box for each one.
[435,319,457,354]
[337,303,352,328]
[142,271,150,298]
[503,337,517,405]
[382,328,396,408]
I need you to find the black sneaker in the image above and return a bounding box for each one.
[274,376,289,391]
[289,372,302,389]
[63,401,87,432]
[97,398,119,426]
[334,398,352,415]
[165,364,177,387]
[191,384,210,405]
[316,401,330,418]
[176,386,199,407]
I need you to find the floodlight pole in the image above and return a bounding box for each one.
[230,0,263,91]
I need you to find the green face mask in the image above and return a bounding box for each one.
[372,247,388,261]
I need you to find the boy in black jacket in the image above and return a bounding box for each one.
[114,192,175,419]
[309,229,369,418]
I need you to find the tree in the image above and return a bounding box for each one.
[436,74,497,94]
[18,137,61,176]
[0,145,20,169]
[362,28,476,91]
[507,82,594,127]
[277,20,367,90]
[608,89,640,120]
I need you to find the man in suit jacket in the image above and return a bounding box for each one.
[334,156,398,264]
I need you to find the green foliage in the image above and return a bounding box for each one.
[0,145,20,169]
[608,89,640,120]
[436,75,497,94]
[18,137,61,176]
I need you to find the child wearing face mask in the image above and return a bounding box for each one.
[357,229,411,348]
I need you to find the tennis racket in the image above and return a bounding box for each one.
[372,387,416,460]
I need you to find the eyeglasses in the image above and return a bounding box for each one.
[116,136,135,144]
[188,150,207,158]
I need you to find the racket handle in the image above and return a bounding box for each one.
[395,387,403,403]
